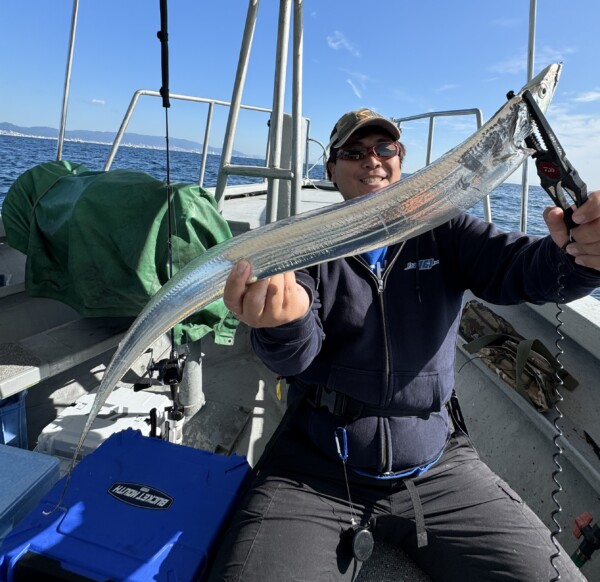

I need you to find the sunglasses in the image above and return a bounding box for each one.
[336,141,401,161]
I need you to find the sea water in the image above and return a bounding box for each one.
[0,134,271,201]
[1,133,597,300]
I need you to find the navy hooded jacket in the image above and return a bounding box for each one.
[251,213,600,476]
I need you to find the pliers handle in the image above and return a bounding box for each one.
[522,90,588,230]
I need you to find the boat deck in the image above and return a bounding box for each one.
[456,294,600,581]
[1,188,599,580]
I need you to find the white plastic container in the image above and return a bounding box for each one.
[35,388,172,474]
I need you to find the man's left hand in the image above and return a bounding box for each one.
[544,190,600,271]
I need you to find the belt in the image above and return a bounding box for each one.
[304,384,469,435]
[306,385,406,421]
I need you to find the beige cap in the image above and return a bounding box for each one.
[327,108,400,150]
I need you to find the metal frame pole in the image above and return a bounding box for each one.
[214,0,259,210]
[199,102,214,187]
[520,0,537,232]
[56,0,80,160]
[291,0,303,216]
[265,0,291,223]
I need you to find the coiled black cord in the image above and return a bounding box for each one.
[549,255,568,581]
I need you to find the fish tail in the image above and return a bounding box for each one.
[69,251,234,472]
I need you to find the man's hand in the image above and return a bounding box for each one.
[544,190,600,271]
[223,260,310,328]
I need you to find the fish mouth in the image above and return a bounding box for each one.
[522,62,562,112]
[509,62,562,152]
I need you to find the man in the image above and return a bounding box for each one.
[210,109,600,581]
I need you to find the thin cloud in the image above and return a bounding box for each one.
[326,31,360,57]
[489,55,525,75]
[341,69,368,85]
[537,44,576,64]
[347,79,362,98]
[90,99,106,105]
[544,103,600,185]
[389,87,422,107]
[550,103,600,139]
[574,90,600,103]
[436,116,478,134]
[435,83,458,93]
[341,70,368,98]
[489,45,577,76]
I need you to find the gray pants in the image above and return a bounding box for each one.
[207,429,585,582]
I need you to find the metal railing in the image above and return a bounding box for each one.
[55,0,539,232]
[306,136,328,181]
[102,90,272,187]
[393,108,492,223]
[56,0,314,225]
[214,0,305,222]
[102,88,323,195]
[56,0,80,161]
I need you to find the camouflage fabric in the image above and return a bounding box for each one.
[459,300,577,412]
[327,108,400,150]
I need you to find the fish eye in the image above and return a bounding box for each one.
[538,84,548,98]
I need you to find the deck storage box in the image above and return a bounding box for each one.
[0,444,60,543]
[35,387,173,474]
[0,391,27,449]
[0,429,250,582]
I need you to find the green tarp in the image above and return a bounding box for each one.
[2,160,238,345]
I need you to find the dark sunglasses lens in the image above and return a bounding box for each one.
[337,142,398,161]
[374,143,399,157]
[338,148,364,161]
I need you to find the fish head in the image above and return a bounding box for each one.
[507,63,561,152]
[517,62,562,113]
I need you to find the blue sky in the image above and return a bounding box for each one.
[1,1,599,185]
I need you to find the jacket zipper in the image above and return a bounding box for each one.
[353,242,406,472]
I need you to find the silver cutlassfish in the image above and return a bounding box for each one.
[71,63,561,469]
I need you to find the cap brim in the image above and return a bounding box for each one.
[328,118,400,150]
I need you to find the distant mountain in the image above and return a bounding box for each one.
[0,122,258,159]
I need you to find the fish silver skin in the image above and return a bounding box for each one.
[72,63,561,467]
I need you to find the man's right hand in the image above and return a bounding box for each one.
[223,260,310,328]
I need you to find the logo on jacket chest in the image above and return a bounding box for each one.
[404,258,440,271]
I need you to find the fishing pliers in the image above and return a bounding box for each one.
[522,90,588,230]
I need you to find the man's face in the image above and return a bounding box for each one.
[328,131,402,201]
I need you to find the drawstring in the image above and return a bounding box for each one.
[315,263,321,294]
[405,479,428,548]
[414,238,422,303]
[337,426,429,550]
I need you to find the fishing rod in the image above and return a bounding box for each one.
[41,0,186,516]
[142,0,187,442]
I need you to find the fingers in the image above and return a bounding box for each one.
[572,189,600,226]
[223,259,253,316]
[275,272,310,321]
[544,191,600,271]
[223,262,310,328]
[565,240,600,270]
[543,206,570,248]
[565,217,600,271]
[242,277,277,324]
